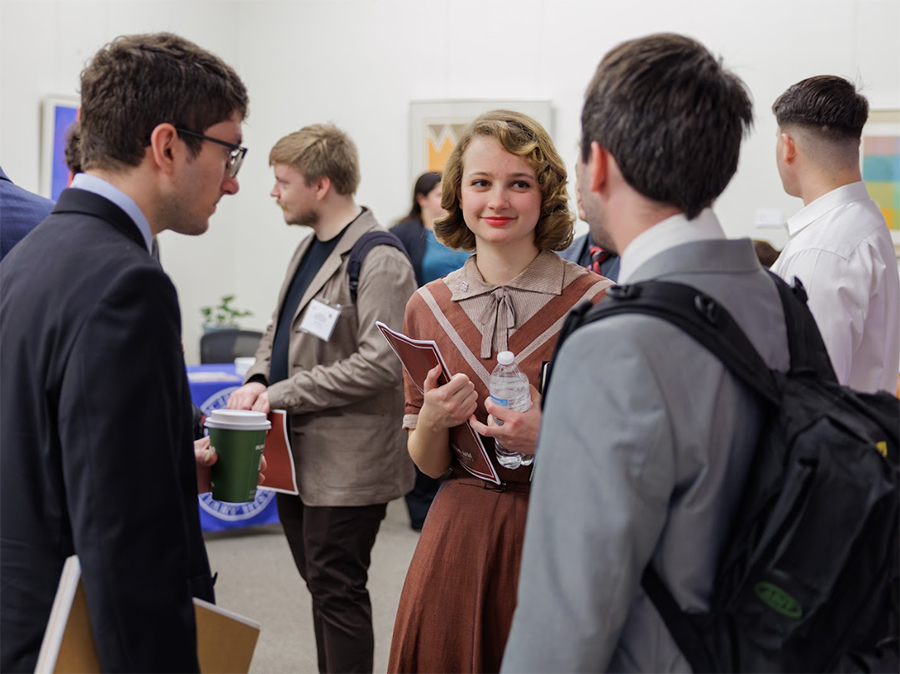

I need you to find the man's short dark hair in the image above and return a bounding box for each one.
[79,32,249,172]
[581,33,753,219]
[772,75,868,142]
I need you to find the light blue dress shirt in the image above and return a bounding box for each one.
[70,173,153,253]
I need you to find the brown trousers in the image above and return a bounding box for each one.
[276,495,387,674]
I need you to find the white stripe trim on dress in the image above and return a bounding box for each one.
[420,286,493,387]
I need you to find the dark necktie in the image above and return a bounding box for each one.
[588,245,610,275]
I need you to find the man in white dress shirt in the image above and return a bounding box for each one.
[771,75,900,393]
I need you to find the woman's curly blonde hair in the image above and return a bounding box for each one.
[434,109,574,252]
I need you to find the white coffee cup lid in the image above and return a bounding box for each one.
[204,409,271,431]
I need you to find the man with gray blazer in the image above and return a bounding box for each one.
[228,124,416,673]
[503,34,791,672]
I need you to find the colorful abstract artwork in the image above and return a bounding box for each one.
[425,122,471,172]
[40,96,79,200]
[861,110,900,240]
[410,100,553,181]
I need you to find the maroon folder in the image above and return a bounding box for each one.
[376,321,500,484]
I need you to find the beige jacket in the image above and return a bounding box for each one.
[246,209,416,506]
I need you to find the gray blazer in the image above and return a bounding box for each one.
[246,209,417,507]
[503,237,790,672]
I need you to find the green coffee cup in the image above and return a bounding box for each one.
[205,410,271,503]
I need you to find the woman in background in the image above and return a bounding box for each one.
[392,171,470,530]
[392,171,469,289]
[388,110,612,673]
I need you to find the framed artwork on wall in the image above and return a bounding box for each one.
[40,96,80,200]
[861,109,900,254]
[409,100,553,183]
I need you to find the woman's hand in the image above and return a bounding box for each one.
[470,384,542,455]
[407,365,475,478]
[418,365,477,432]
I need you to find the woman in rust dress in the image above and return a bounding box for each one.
[388,110,613,673]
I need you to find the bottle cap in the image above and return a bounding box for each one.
[497,351,514,365]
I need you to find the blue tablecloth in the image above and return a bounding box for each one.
[187,364,280,532]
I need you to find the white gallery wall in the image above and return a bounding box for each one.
[2,0,899,364]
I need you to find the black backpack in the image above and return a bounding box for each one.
[548,274,899,672]
[347,230,410,302]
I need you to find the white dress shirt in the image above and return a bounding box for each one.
[771,181,900,393]
[618,207,726,285]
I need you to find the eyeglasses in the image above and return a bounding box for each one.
[175,127,247,178]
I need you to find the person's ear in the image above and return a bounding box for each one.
[314,176,331,200]
[148,123,179,175]
[781,132,797,164]
[589,141,608,192]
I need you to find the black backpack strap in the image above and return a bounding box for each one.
[542,279,788,670]
[541,299,596,406]
[583,282,781,404]
[767,272,838,383]
[347,231,410,302]
[543,281,784,406]
[591,282,781,671]
[642,565,716,673]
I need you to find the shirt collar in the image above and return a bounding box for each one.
[618,208,725,284]
[449,249,566,301]
[785,181,870,237]
[71,173,153,252]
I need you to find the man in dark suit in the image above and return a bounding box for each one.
[0,165,55,261]
[558,230,620,281]
[0,33,248,673]
[558,156,620,281]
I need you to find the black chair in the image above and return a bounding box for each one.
[200,329,263,364]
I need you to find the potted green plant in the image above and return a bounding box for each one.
[200,294,253,333]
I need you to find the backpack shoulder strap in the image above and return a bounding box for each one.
[767,272,838,383]
[642,565,716,673]
[347,230,410,301]
[541,299,596,404]
[547,280,781,405]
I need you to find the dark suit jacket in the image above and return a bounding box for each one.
[558,231,621,282]
[0,166,55,262]
[0,188,213,673]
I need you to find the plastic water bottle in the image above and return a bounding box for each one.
[488,351,534,469]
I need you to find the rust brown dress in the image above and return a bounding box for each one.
[388,253,611,673]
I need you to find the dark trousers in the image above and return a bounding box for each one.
[276,494,386,674]
[403,466,440,530]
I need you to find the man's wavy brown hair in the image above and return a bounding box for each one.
[434,109,574,252]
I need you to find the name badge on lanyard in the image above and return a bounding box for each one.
[299,299,342,342]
